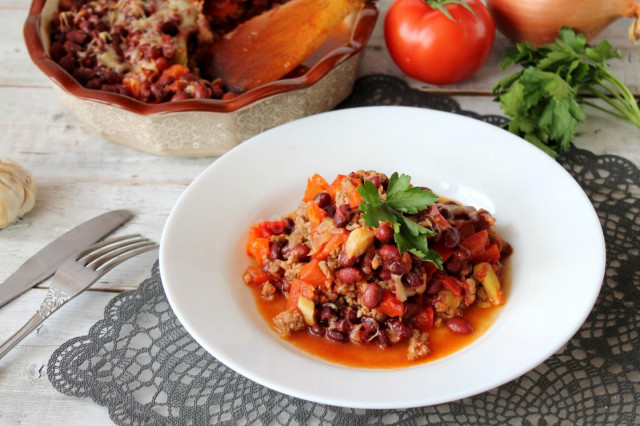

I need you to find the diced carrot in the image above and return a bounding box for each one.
[247,237,270,265]
[246,219,291,256]
[327,174,345,200]
[243,265,270,287]
[303,174,329,202]
[313,229,348,260]
[461,230,489,261]
[429,205,451,229]
[162,64,190,80]
[299,259,332,288]
[442,276,463,296]
[479,243,501,263]
[307,202,328,227]
[286,279,316,311]
[413,305,434,331]
[377,290,404,317]
[348,187,363,208]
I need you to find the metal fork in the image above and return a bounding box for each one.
[0,235,158,361]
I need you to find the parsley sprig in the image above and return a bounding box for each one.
[493,27,640,157]
[357,173,442,268]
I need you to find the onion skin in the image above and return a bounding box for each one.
[486,0,640,45]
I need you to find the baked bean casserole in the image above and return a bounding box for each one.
[48,0,288,102]
[243,171,513,365]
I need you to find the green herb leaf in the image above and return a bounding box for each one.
[358,173,441,266]
[494,27,640,156]
[425,0,477,23]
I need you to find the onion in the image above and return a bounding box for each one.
[486,0,640,45]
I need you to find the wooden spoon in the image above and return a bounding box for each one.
[204,0,364,93]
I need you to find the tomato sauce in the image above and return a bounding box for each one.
[250,272,508,369]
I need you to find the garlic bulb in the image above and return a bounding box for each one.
[0,158,37,228]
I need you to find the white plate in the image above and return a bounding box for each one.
[160,106,605,409]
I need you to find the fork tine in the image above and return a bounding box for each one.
[95,244,159,274]
[80,236,149,266]
[77,234,141,261]
[90,240,156,269]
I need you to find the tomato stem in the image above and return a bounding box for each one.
[424,0,477,22]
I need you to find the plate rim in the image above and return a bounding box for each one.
[159,105,606,409]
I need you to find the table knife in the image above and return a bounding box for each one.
[0,210,133,308]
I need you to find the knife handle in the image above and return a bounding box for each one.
[0,288,68,361]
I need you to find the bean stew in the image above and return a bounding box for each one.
[243,170,513,366]
[48,0,289,102]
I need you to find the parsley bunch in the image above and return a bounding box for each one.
[357,173,442,268]
[493,27,640,157]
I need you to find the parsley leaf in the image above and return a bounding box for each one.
[357,174,441,267]
[494,27,640,157]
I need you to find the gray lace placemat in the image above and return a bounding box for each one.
[48,75,640,425]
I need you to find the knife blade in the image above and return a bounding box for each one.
[0,209,133,308]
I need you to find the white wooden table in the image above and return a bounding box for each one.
[0,0,638,422]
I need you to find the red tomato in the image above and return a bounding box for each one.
[384,0,495,85]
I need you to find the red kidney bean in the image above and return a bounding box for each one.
[473,215,492,232]
[288,244,310,261]
[334,204,353,228]
[318,305,337,325]
[445,259,465,275]
[453,245,471,261]
[313,192,331,208]
[336,267,363,284]
[442,227,461,249]
[377,330,391,348]
[172,92,190,101]
[375,222,394,243]
[268,241,284,261]
[389,258,411,275]
[326,330,348,343]
[283,217,295,234]
[454,211,471,221]
[362,283,382,309]
[334,318,352,333]
[150,84,166,102]
[386,319,411,343]
[309,324,325,337]
[361,249,375,274]
[339,251,358,267]
[404,267,425,288]
[361,316,379,333]
[322,204,335,218]
[378,268,391,281]
[501,242,513,258]
[446,318,474,335]
[194,84,210,99]
[148,45,163,60]
[272,278,289,293]
[65,29,89,45]
[49,41,66,61]
[367,175,381,188]
[426,278,443,295]
[378,245,400,262]
[157,74,175,87]
[438,206,452,219]
[58,53,76,73]
[339,307,359,323]
[403,302,419,319]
